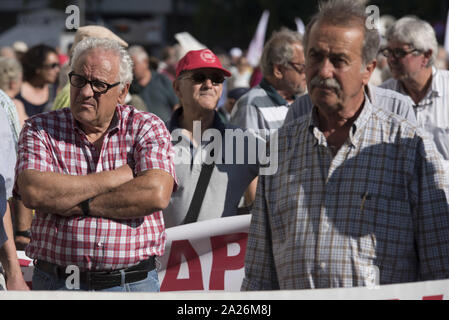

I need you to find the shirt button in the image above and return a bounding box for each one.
[323,223,329,232]
[97,241,103,247]
[320,262,326,270]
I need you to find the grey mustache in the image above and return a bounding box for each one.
[310,77,341,91]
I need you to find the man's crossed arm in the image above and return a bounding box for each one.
[17,165,174,220]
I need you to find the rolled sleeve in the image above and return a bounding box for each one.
[134,115,178,191]
[0,107,17,199]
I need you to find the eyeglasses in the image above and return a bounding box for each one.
[42,63,60,69]
[69,71,121,94]
[288,61,306,74]
[182,71,225,85]
[379,47,421,59]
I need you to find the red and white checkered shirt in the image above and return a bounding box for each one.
[14,105,177,271]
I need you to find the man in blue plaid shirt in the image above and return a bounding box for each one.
[242,0,449,290]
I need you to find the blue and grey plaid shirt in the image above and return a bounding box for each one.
[242,97,449,290]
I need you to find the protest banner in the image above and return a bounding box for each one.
[17,215,251,291]
[13,215,449,300]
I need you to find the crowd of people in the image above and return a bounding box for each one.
[1,0,449,293]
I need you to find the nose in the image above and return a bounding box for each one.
[78,81,95,97]
[201,78,214,88]
[317,58,334,79]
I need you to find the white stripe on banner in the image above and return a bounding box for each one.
[9,215,449,299]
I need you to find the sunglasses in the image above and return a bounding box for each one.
[183,71,225,85]
[379,47,421,59]
[42,63,60,69]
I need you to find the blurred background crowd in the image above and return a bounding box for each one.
[0,0,447,124]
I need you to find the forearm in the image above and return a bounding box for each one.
[18,165,133,214]
[0,204,29,290]
[88,169,174,220]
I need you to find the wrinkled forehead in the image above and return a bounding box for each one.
[73,48,119,74]
[386,40,414,50]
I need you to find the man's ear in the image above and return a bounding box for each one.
[273,64,284,80]
[173,79,181,98]
[362,59,377,86]
[422,49,432,67]
[118,83,130,104]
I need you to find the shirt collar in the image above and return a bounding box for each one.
[167,106,226,134]
[308,93,373,148]
[259,78,290,106]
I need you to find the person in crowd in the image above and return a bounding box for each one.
[12,41,28,62]
[230,28,307,135]
[163,49,259,227]
[0,106,28,290]
[157,45,178,82]
[16,44,60,116]
[0,57,28,127]
[0,47,16,59]
[436,46,449,70]
[242,0,449,291]
[128,45,179,122]
[228,56,253,90]
[0,58,33,251]
[13,37,177,291]
[229,47,243,68]
[381,16,449,171]
[217,87,249,123]
[52,25,129,111]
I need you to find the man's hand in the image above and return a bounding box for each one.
[18,164,135,215]
[89,169,175,219]
[6,273,30,291]
[0,203,30,290]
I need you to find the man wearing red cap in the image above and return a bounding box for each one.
[163,49,259,227]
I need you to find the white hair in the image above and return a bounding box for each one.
[70,37,133,89]
[386,16,438,67]
[128,45,149,62]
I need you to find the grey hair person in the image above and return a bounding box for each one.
[259,28,304,78]
[0,57,22,91]
[303,0,380,67]
[386,16,438,67]
[128,45,149,62]
[70,37,133,90]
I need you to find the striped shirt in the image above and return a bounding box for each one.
[0,89,21,148]
[283,84,417,125]
[381,68,449,170]
[0,105,16,199]
[14,105,177,271]
[242,98,449,290]
[230,78,296,138]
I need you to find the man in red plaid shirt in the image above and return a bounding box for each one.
[13,37,177,292]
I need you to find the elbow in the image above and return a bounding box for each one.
[154,189,171,211]
[151,185,172,211]
[19,186,41,209]
[17,175,43,209]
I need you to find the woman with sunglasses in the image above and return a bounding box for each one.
[15,44,60,117]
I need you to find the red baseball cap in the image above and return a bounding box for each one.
[176,49,231,78]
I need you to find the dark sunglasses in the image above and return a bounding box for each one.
[184,72,225,85]
[379,47,421,59]
[69,71,121,94]
[42,63,60,69]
